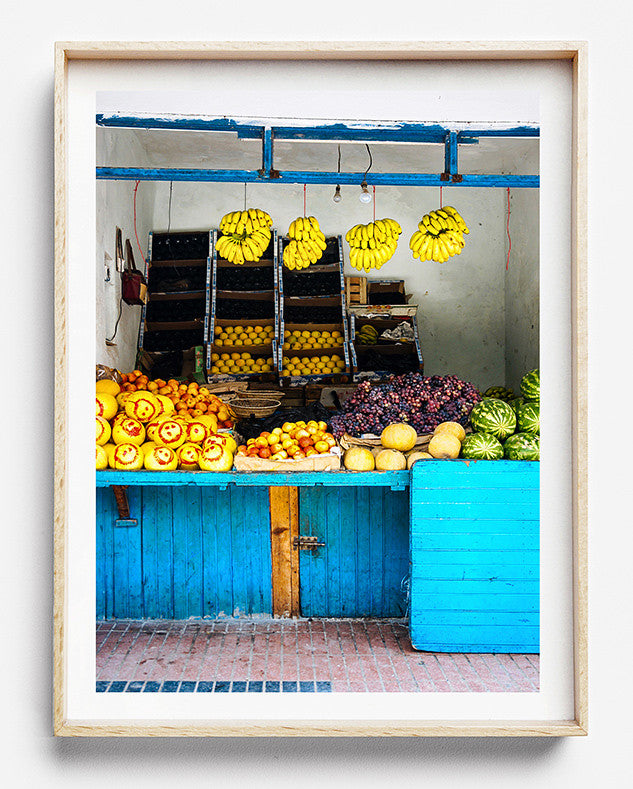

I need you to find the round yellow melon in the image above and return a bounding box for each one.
[197,414,219,432]
[407,450,433,469]
[375,449,407,471]
[125,391,159,423]
[96,444,108,470]
[146,413,174,441]
[154,394,175,416]
[139,441,157,457]
[103,443,117,468]
[380,423,417,452]
[205,432,238,455]
[96,379,121,397]
[154,419,186,449]
[433,421,466,442]
[144,446,178,471]
[185,421,209,444]
[428,433,461,459]
[111,417,146,446]
[343,446,375,471]
[96,416,111,446]
[177,443,202,470]
[96,393,118,421]
[112,442,144,470]
[199,442,234,472]
[116,392,131,410]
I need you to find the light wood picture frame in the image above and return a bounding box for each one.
[54,40,588,737]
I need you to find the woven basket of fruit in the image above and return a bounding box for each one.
[229,396,281,419]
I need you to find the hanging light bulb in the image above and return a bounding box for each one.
[359,181,372,204]
[358,144,373,204]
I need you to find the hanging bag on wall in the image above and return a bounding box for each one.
[121,238,147,306]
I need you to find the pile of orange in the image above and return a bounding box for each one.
[119,371,234,427]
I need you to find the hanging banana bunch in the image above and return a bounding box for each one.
[409,206,469,263]
[216,209,273,265]
[282,216,327,270]
[345,218,402,272]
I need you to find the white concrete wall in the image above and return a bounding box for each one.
[95,134,157,371]
[505,188,540,392]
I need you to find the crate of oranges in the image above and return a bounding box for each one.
[208,318,277,380]
[233,419,341,471]
[278,323,351,382]
[119,371,235,427]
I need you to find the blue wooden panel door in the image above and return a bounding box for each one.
[409,460,540,653]
[96,485,272,619]
[298,486,409,617]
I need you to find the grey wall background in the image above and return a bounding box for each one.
[1,3,631,787]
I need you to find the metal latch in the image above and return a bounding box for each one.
[293,535,325,550]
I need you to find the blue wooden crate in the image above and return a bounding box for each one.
[409,460,540,653]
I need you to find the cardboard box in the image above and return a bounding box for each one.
[233,451,341,472]
[139,346,206,381]
[367,279,412,305]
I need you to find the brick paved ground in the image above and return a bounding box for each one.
[96,619,540,693]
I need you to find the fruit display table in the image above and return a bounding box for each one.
[96,462,539,652]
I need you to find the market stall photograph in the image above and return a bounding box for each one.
[94,95,540,695]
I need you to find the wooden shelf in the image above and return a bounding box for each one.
[148,290,206,301]
[145,320,203,331]
[216,258,274,268]
[149,258,207,268]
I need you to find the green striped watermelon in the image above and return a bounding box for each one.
[517,401,540,435]
[508,396,524,415]
[469,398,517,440]
[520,369,540,402]
[460,432,504,460]
[504,432,540,460]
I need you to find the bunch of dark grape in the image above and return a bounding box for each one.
[330,373,481,438]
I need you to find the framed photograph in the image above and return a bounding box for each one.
[54,41,587,736]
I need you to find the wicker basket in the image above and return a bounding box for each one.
[229,396,281,419]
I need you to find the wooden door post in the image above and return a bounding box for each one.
[269,486,300,617]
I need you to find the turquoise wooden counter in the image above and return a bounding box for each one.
[96,461,539,652]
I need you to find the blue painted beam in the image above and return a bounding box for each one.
[263,127,273,174]
[96,470,411,487]
[97,167,263,182]
[274,123,538,142]
[96,115,539,142]
[96,114,263,138]
[460,127,540,138]
[444,131,459,177]
[96,167,539,188]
